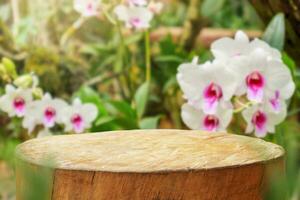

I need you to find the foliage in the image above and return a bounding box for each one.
[201,0,263,29]
[262,13,285,51]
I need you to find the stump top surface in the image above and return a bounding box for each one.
[16,130,284,172]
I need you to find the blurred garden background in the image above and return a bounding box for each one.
[0,0,299,199]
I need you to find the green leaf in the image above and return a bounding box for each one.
[134,82,150,119]
[108,101,137,119]
[155,55,184,63]
[113,117,139,129]
[282,53,296,74]
[201,0,226,17]
[73,86,107,116]
[262,13,285,51]
[139,116,161,129]
[125,32,143,45]
[94,116,115,126]
[105,101,139,129]
[163,76,177,93]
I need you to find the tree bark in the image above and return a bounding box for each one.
[15,130,284,200]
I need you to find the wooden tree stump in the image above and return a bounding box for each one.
[15,130,284,200]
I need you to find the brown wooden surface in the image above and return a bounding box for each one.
[15,130,285,200]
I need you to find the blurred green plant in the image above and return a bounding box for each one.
[15,158,54,200]
[201,0,263,29]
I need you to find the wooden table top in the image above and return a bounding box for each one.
[16,129,284,173]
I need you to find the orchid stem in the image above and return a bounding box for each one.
[60,17,86,47]
[11,0,20,35]
[115,21,131,99]
[233,98,253,113]
[116,22,128,67]
[145,29,151,82]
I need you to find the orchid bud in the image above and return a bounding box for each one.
[0,63,11,82]
[2,57,17,79]
[14,74,34,88]
[32,87,44,99]
[0,64,6,77]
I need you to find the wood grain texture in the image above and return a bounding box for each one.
[15,130,285,200]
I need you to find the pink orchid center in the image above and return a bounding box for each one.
[129,0,146,6]
[202,82,223,113]
[269,91,280,111]
[251,110,267,131]
[85,2,99,15]
[203,82,223,102]
[203,115,219,131]
[87,3,93,11]
[43,107,56,127]
[13,96,25,115]
[233,52,241,57]
[246,71,265,91]
[130,17,142,28]
[71,114,84,133]
[245,71,265,101]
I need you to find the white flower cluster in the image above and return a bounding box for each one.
[0,84,98,137]
[177,31,295,138]
[114,0,163,30]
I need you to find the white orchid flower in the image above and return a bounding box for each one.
[148,1,163,14]
[74,0,101,17]
[114,5,153,29]
[211,30,281,61]
[266,90,287,113]
[127,0,148,6]
[62,98,98,134]
[181,103,233,132]
[0,85,32,117]
[242,103,287,138]
[177,30,296,137]
[231,48,295,103]
[177,57,237,114]
[22,93,68,133]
